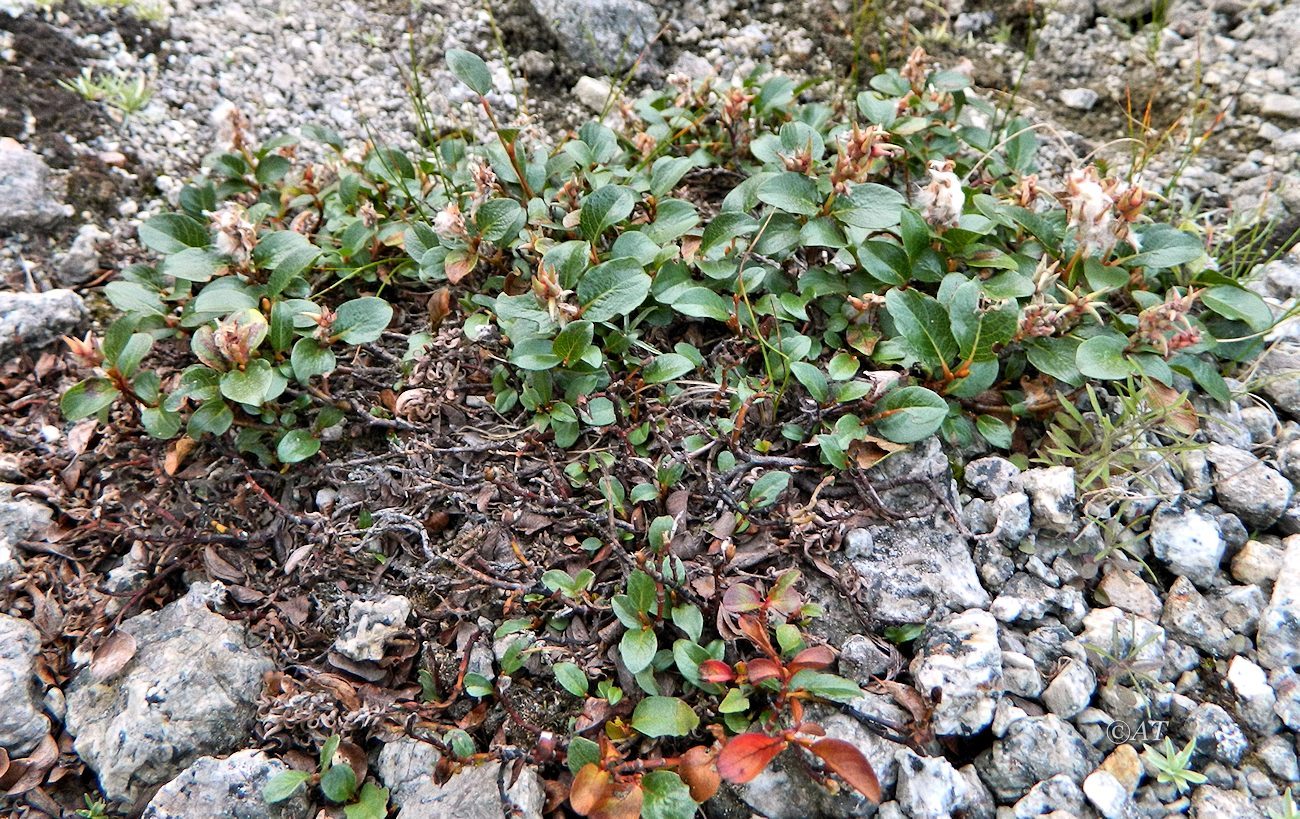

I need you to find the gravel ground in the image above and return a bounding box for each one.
[4,0,1300,817]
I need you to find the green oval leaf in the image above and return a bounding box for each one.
[141,407,181,439]
[577,258,651,323]
[632,696,700,738]
[446,48,493,96]
[333,297,393,344]
[884,288,957,374]
[262,770,311,804]
[1202,285,1274,333]
[872,385,948,444]
[1076,334,1134,380]
[291,338,336,382]
[580,185,635,243]
[159,247,222,283]
[188,399,233,438]
[642,353,695,384]
[554,662,589,697]
[619,626,657,674]
[757,172,821,216]
[277,429,322,463]
[138,213,210,255]
[320,760,357,804]
[61,378,121,420]
[220,359,274,405]
[641,771,699,819]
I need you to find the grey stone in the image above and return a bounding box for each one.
[574,75,613,113]
[894,749,972,819]
[1205,444,1292,529]
[528,0,658,73]
[844,516,990,625]
[1060,87,1100,111]
[910,609,1003,736]
[974,714,1100,801]
[0,614,49,755]
[1042,657,1096,719]
[0,290,88,360]
[332,594,411,663]
[0,538,20,580]
[959,763,997,819]
[1096,568,1161,622]
[1256,343,1300,417]
[954,10,995,37]
[1161,577,1234,656]
[1256,735,1300,782]
[963,497,996,535]
[515,50,554,79]
[0,138,64,230]
[1019,466,1077,533]
[376,737,442,808]
[839,634,892,682]
[1185,703,1248,765]
[992,492,1033,546]
[1273,668,1300,730]
[142,750,310,819]
[1279,439,1300,482]
[817,698,910,796]
[65,583,274,804]
[0,483,53,545]
[1257,534,1300,669]
[1253,254,1300,302]
[1097,0,1152,19]
[1262,93,1300,120]
[964,456,1021,499]
[1239,405,1279,444]
[393,760,542,819]
[1083,770,1140,819]
[991,571,1087,629]
[1012,774,1086,817]
[1079,607,1167,676]
[54,224,110,285]
[1149,504,1226,588]
[1198,397,1252,449]
[1190,785,1256,816]
[1001,651,1045,699]
[1231,538,1285,589]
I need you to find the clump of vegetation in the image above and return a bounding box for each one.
[62,47,1267,468]
[57,67,153,117]
[59,45,1280,815]
[262,734,389,818]
[1143,736,1208,795]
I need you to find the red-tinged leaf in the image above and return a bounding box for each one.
[796,721,826,736]
[445,250,478,284]
[698,660,736,683]
[717,734,788,784]
[745,658,782,684]
[788,645,835,673]
[677,745,721,802]
[735,614,776,656]
[570,764,614,815]
[591,782,643,819]
[808,738,882,803]
[767,570,803,615]
[722,583,764,613]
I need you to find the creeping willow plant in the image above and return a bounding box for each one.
[64,45,1263,465]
